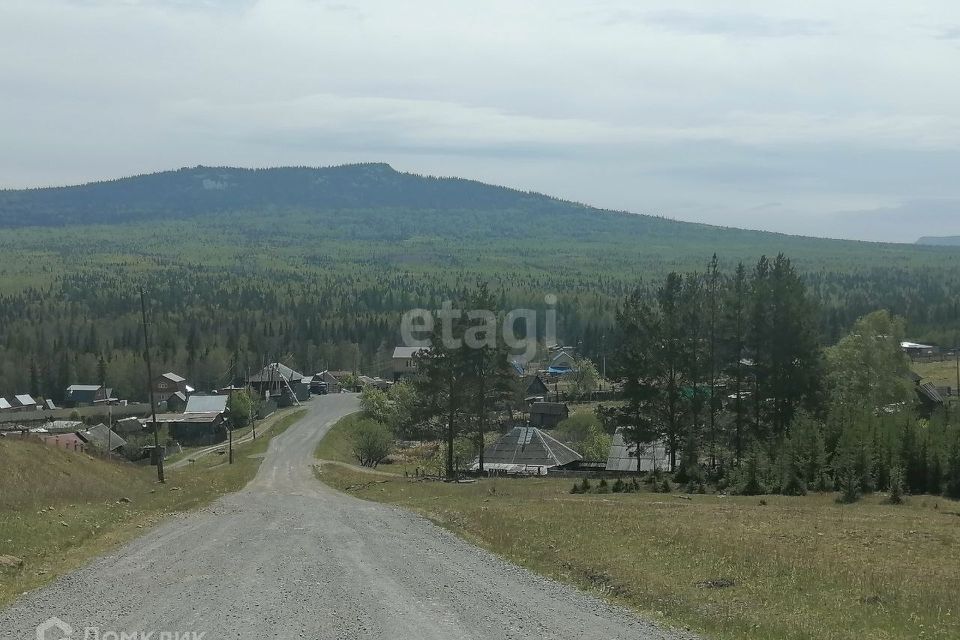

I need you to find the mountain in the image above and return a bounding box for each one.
[916,236,960,246]
[0,163,587,228]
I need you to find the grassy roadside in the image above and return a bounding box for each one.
[314,419,960,640]
[314,412,418,476]
[0,408,306,607]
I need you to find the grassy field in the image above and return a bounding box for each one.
[0,408,306,606]
[315,423,960,640]
[913,359,960,391]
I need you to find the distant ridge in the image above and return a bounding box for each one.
[0,164,593,229]
[916,236,960,246]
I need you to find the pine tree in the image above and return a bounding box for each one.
[887,465,905,504]
[739,444,767,496]
[945,435,960,500]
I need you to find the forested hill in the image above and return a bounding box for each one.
[2,163,960,399]
[917,236,960,246]
[0,163,592,228]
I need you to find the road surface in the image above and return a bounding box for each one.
[2,394,691,640]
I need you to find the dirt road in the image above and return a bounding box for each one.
[2,394,691,639]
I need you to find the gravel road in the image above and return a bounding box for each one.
[2,394,693,640]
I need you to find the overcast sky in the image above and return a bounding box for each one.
[2,1,959,242]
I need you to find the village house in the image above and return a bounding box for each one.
[473,426,582,475]
[249,363,310,404]
[320,370,352,393]
[154,394,230,446]
[528,401,569,428]
[521,374,549,399]
[546,347,577,374]
[64,384,108,408]
[151,372,194,410]
[392,346,428,381]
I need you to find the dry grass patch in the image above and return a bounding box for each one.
[316,464,960,640]
[0,408,305,606]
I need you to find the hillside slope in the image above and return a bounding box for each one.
[0,164,590,228]
[917,236,960,246]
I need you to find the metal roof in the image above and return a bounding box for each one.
[14,394,36,405]
[161,372,187,383]
[66,385,102,392]
[393,346,428,359]
[605,430,671,472]
[248,362,305,383]
[184,395,229,414]
[0,398,11,410]
[473,426,582,470]
[530,402,568,416]
[77,423,127,451]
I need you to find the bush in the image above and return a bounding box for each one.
[351,419,393,468]
[612,477,626,493]
[579,477,592,493]
[596,478,610,494]
[659,477,672,493]
[570,483,582,494]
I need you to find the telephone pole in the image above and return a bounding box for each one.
[140,287,165,483]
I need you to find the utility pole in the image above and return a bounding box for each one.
[107,402,112,458]
[140,287,164,484]
[228,417,234,464]
[247,367,256,440]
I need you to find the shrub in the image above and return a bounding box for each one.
[612,477,625,493]
[579,477,592,493]
[597,478,610,494]
[350,419,393,468]
[660,477,672,493]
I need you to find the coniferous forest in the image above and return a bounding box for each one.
[1,164,959,410]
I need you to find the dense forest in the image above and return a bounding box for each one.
[0,164,959,401]
[368,270,960,499]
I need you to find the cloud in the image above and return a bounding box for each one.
[2,0,960,242]
[638,10,829,38]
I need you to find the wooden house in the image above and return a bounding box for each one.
[529,401,569,428]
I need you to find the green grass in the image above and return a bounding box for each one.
[314,421,960,640]
[314,411,423,476]
[913,360,960,392]
[0,408,306,606]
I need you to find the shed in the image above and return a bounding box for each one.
[521,375,549,397]
[12,394,40,411]
[472,426,582,474]
[64,384,107,407]
[76,423,127,452]
[529,402,569,428]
